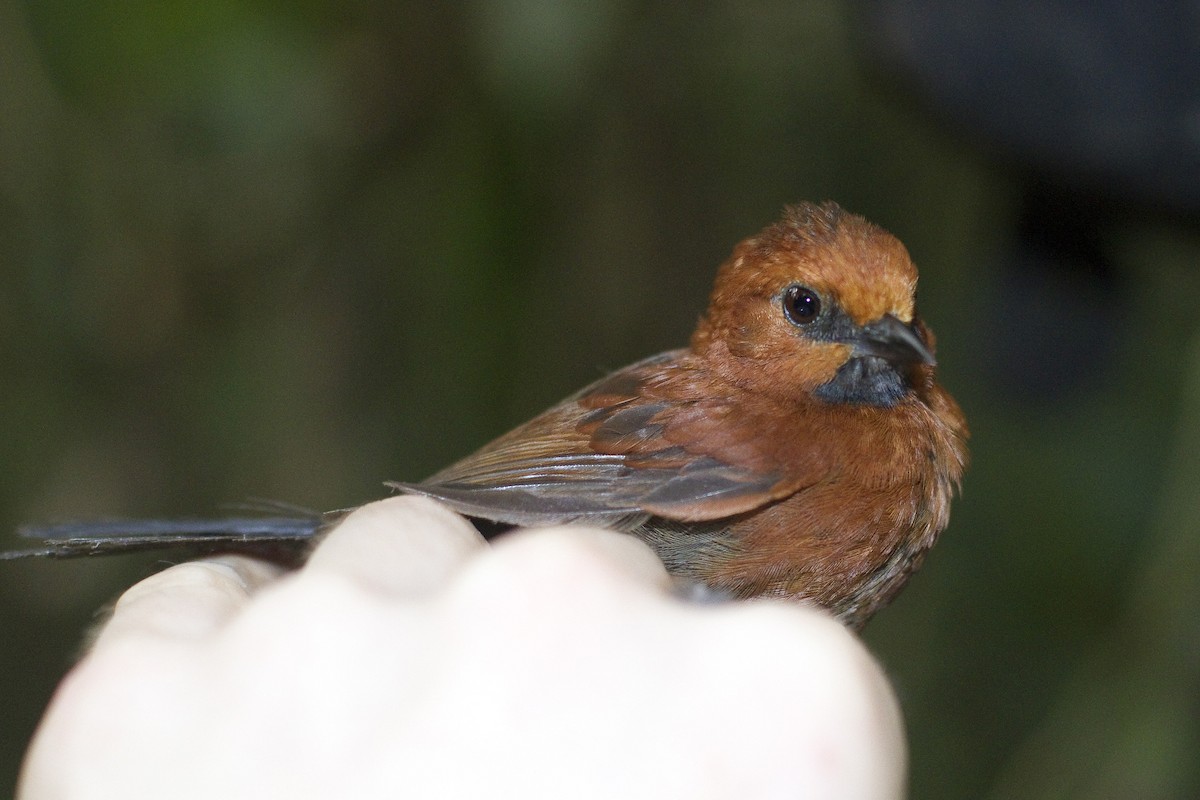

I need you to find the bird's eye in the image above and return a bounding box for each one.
[782,285,821,325]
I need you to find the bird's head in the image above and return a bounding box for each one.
[692,202,937,407]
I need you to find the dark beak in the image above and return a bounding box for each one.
[853,314,936,367]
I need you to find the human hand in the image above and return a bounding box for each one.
[19,496,906,799]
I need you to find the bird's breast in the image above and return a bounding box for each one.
[665,396,964,627]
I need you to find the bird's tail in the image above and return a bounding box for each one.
[2,514,328,562]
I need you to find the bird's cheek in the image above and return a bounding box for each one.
[721,311,781,359]
[785,344,855,391]
[722,340,853,401]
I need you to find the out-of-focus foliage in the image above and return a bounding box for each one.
[2,2,1197,797]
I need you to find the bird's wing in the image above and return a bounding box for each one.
[390,351,820,526]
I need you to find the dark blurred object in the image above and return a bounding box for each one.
[861,0,1200,214]
[987,180,1123,402]
[860,1,1200,400]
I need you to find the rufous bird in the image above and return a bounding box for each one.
[7,202,968,628]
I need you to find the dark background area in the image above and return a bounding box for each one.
[3,2,1198,797]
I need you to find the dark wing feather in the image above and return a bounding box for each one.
[391,350,805,527]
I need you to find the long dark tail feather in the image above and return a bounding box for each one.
[2,516,328,563]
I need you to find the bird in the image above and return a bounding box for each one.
[7,202,968,628]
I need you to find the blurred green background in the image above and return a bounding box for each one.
[2,1,1198,797]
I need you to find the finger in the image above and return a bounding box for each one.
[448,526,674,621]
[90,556,284,649]
[490,525,673,592]
[304,495,486,597]
[701,604,907,799]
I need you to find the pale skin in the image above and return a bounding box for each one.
[18,496,907,800]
